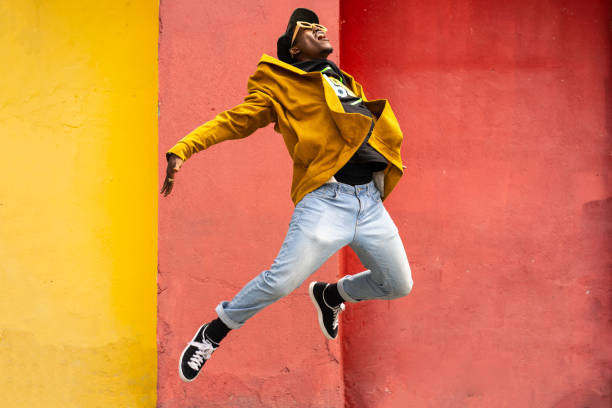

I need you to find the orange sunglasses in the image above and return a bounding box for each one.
[291,21,328,46]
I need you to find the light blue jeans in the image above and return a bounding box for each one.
[216,180,413,329]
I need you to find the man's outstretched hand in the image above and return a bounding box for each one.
[161,154,184,196]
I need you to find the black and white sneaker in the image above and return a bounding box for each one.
[178,324,218,382]
[309,282,345,340]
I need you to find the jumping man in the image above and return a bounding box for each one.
[160,8,413,382]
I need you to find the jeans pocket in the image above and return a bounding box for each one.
[372,189,383,203]
[289,201,306,227]
[310,184,337,200]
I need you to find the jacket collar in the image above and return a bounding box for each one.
[258,54,358,89]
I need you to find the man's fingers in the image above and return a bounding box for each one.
[164,181,174,196]
[160,177,175,196]
[161,156,182,196]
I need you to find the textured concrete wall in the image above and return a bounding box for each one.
[339,0,612,407]
[157,1,343,407]
[0,1,158,407]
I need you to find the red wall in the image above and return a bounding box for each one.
[160,0,611,406]
[339,0,612,407]
[157,1,344,407]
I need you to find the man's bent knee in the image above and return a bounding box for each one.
[390,265,413,298]
[393,277,413,298]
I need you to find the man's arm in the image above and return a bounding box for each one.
[167,90,277,161]
[161,90,276,196]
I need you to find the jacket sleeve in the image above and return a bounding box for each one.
[166,90,276,161]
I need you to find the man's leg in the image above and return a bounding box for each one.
[216,185,357,328]
[179,183,357,381]
[337,187,413,303]
[308,181,412,340]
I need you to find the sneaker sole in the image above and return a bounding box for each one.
[178,323,208,382]
[308,282,336,341]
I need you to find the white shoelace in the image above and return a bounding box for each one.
[323,284,346,330]
[187,340,216,371]
[331,303,345,329]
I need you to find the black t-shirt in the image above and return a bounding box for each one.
[291,60,388,185]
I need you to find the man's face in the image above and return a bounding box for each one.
[290,24,333,61]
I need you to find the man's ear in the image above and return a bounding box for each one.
[289,46,301,58]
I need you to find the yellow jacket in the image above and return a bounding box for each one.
[167,54,404,205]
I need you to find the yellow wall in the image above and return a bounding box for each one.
[0,1,158,406]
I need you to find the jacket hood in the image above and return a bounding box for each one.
[257,54,358,88]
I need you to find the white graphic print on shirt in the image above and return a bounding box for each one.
[322,74,357,99]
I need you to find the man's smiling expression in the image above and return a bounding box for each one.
[290,24,333,61]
